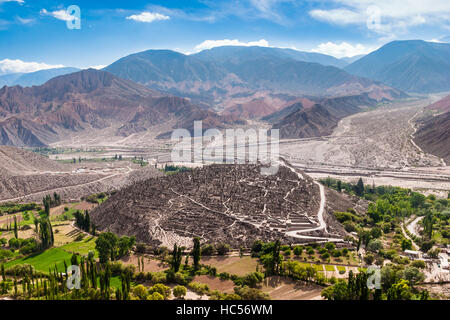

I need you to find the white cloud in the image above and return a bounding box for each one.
[0,59,64,74]
[309,9,365,25]
[0,0,24,4]
[88,65,106,70]
[311,42,377,58]
[126,12,170,23]
[16,16,34,24]
[194,39,270,52]
[309,0,450,37]
[40,9,73,21]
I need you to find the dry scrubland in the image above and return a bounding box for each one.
[280,99,442,169]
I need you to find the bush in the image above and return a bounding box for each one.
[135,243,148,254]
[234,286,270,300]
[293,246,303,256]
[201,244,215,256]
[343,221,356,232]
[148,283,171,299]
[173,285,187,299]
[321,252,330,260]
[367,239,383,252]
[243,272,264,287]
[189,282,209,296]
[411,260,426,269]
[219,272,231,280]
[216,243,230,256]
[364,253,375,265]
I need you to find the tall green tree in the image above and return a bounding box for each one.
[192,237,201,271]
[355,178,364,197]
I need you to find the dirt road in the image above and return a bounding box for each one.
[280,159,342,242]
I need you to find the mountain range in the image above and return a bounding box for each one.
[345,40,450,93]
[0,69,237,147]
[1,40,450,147]
[104,46,402,112]
[0,67,80,87]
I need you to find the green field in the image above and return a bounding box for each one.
[325,265,335,272]
[312,264,324,271]
[4,247,72,272]
[61,236,97,257]
[337,266,346,272]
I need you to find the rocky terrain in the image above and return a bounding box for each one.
[0,146,67,177]
[90,163,353,248]
[0,146,162,202]
[426,94,450,113]
[0,69,239,147]
[271,93,385,139]
[414,111,450,164]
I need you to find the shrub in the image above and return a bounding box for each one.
[293,246,303,256]
[216,243,230,256]
[201,244,215,256]
[148,283,171,299]
[411,260,426,269]
[173,285,187,299]
[364,253,375,265]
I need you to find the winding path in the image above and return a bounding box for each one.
[279,158,342,242]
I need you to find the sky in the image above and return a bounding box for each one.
[0,0,449,73]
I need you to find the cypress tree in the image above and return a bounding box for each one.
[193,237,201,271]
[13,215,18,239]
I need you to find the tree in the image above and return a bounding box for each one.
[216,243,230,255]
[401,239,412,251]
[364,253,375,265]
[192,237,201,271]
[410,192,426,208]
[355,178,364,197]
[118,236,135,257]
[13,216,18,239]
[171,244,183,272]
[367,239,383,252]
[244,272,264,287]
[95,232,119,264]
[38,217,54,249]
[386,279,413,300]
[173,285,187,299]
[293,246,303,256]
[402,267,425,286]
[71,253,78,266]
[337,180,342,192]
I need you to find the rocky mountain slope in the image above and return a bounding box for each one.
[415,96,450,163]
[0,146,67,178]
[345,40,450,93]
[104,46,403,110]
[271,93,382,139]
[0,69,237,147]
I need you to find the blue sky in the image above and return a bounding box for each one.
[0,0,449,73]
